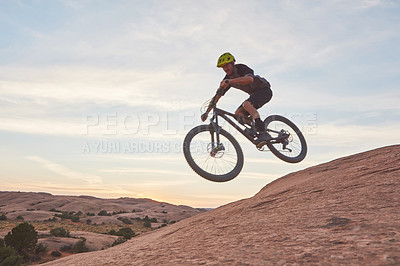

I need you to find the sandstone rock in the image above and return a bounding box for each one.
[43,145,400,265]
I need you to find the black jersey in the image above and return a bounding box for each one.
[221,64,271,95]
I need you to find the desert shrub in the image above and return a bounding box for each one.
[15,215,24,221]
[50,227,70,238]
[108,228,135,240]
[71,216,80,222]
[0,214,6,221]
[86,212,95,216]
[143,221,151,228]
[98,210,111,216]
[0,239,4,247]
[35,243,47,254]
[117,217,132,225]
[111,237,127,247]
[49,208,61,212]
[71,239,89,253]
[48,217,58,222]
[112,210,127,215]
[4,223,38,255]
[108,229,117,235]
[142,216,157,223]
[54,211,80,222]
[0,246,23,266]
[117,228,135,239]
[50,250,61,257]
[60,245,71,252]
[86,219,92,224]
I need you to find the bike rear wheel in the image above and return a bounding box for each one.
[264,115,307,163]
[183,125,244,182]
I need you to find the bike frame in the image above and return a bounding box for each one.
[207,98,288,147]
[210,107,257,144]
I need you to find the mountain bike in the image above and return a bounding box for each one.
[183,93,307,182]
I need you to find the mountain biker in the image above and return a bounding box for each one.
[202,52,273,144]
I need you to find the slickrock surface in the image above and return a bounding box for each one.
[45,145,400,265]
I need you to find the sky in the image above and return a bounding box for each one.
[0,0,399,208]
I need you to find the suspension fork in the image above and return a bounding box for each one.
[210,114,225,153]
[214,114,221,144]
[209,114,222,148]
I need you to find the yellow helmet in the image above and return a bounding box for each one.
[217,52,235,67]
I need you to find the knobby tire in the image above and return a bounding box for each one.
[264,115,307,163]
[183,125,244,182]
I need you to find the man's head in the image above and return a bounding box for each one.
[217,52,235,75]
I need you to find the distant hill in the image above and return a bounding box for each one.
[43,145,400,265]
[0,192,205,224]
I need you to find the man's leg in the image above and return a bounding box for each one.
[242,101,265,132]
[235,106,252,125]
[242,101,260,117]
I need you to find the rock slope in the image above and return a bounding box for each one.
[44,145,400,265]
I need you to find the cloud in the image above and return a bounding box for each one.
[354,0,395,9]
[271,86,400,113]
[0,66,198,108]
[2,0,398,114]
[26,156,103,184]
[0,116,82,136]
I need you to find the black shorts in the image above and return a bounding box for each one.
[237,87,273,114]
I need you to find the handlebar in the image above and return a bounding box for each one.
[201,92,219,122]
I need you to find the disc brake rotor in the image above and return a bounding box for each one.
[207,143,225,158]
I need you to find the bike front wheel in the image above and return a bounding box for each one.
[183,125,244,182]
[264,115,307,163]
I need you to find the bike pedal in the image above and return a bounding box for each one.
[256,141,268,149]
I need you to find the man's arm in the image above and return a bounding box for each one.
[213,94,222,104]
[220,75,254,88]
[202,74,253,122]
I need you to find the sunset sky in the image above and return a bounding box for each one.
[1,0,399,207]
